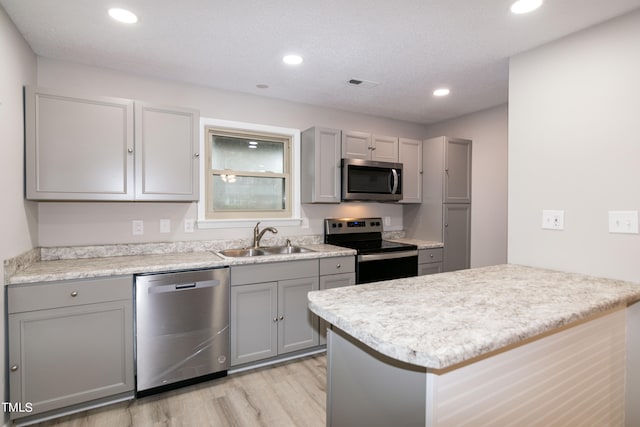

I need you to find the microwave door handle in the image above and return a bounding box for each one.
[390,169,399,194]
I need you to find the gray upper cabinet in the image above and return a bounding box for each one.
[25,86,199,201]
[342,130,399,162]
[301,127,341,203]
[134,102,199,201]
[371,135,399,162]
[25,86,135,200]
[398,138,423,203]
[443,137,472,203]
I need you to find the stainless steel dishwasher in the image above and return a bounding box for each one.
[135,267,229,396]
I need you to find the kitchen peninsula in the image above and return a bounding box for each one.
[308,264,640,427]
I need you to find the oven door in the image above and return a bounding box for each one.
[356,251,418,284]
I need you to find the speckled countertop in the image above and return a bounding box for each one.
[6,244,354,285]
[308,264,640,370]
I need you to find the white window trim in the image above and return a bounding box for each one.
[198,117,301,229]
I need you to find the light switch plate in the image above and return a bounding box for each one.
[608,211,639,234]
[542,210,564,230]
[160,219,171,233]
[132,220,144,235]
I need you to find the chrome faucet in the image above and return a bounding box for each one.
[252,222,278,248]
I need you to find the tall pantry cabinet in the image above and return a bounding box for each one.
[403,136,471,272]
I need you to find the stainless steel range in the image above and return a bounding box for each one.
[324,217,418,284]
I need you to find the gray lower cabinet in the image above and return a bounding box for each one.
[318,256,356,345]
[418,248,444,276]
[443,204,471,272]
[7,276,134,421]
[25,86,199,201]
[230,260,320,367]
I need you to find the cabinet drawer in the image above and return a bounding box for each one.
[231,260,318,286]
[8,276,132,314]
[320,256,355,276]
[418,248,444,264]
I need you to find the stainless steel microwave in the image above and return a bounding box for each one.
[341,158,403,202]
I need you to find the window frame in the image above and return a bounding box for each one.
[198,117,301,228]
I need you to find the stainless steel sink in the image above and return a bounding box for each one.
[218,248,267,257]
[218,246,314,257]
[261,246,314,255]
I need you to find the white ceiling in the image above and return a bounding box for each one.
[3,0,640,125]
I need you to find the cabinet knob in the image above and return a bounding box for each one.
[194,153,200,158]
[10,365,18,372]
[127,148,134,154]
[336,264,341,269]
[273,317,278,322]
[70,291,78,297]
[279,316,284,321]
[445,223,449,227]
[430,254,434,258]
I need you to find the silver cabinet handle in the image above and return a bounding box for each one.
[127,148,133,154]
[336,264,341,269]
[194,153,200,158]
[273,317,278,322]
[279,316,284,321]
[70,291,78,297]
[430,254,434,258]
[10,365,18,372]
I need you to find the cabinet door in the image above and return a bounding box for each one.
[134,103,200,201]
[277,277,319,354]
[318,273,355,344]
[342,131,372,160]
[371,135,398,162]
[444,138,472,203]
[230,282,278,366]
[25,86,134,200]
[443,204,471,272]
[301,127,341,203]
[418,262,443,276]
[8,301,133,419]
[398,138,423,203]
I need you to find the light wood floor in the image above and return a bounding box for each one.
[37,354,326,427]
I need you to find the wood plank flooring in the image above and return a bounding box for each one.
[37,355,326,427]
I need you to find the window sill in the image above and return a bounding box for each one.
[197,218,304,229]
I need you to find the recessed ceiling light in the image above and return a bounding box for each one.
[510,0,543,14]
[108,8,138,24]
[283,55,303,65]
[433,88,450,97]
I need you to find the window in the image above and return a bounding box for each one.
[203,122,297,221]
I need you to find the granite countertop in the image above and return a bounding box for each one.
[308,264,640,370]
[387,238,443,249]
[7,244,354,285]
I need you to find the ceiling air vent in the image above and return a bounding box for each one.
[346,78,380,89]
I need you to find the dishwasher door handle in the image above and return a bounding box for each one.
[147,279,220,294]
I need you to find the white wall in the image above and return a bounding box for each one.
[422,104,509,268]
[508,10,640,282]
[36,58,428,246]
[0,3,37,417]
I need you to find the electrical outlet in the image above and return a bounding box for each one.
[542,210,564,230]
[608,211,639,234]
[132,220,144,235]
[160,219,171,233]
[384,216,391,226]
[184,219,195,233]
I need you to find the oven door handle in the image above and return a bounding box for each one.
[358,250,418,262]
